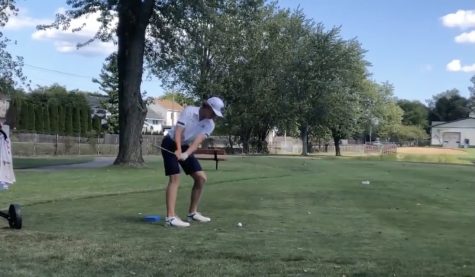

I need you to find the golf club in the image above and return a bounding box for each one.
[153,144,175,155]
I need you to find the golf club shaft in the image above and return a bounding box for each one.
[153,144,175,155]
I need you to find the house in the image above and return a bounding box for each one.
[431,112,475,148]
[143,106,164,134]
[85,93,184,134]
[143,98,184,134]
[151,99,184,128]
[86,94,111,126]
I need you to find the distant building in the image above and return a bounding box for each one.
[152,98,184,127]
[431,112,475,148]
[85,94,185,135]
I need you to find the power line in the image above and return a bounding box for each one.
[23,63,162,83]
[24,63,94,79]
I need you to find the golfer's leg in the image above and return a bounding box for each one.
[166,174,180,217]
[188,171,207,213]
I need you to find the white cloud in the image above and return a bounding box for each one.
[454,30,475,43]
[441,10,475,29]
[446,59,475,73]
[32,9,117,57]
[4,8,50,30]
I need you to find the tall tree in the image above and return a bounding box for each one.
[468,75,475,113]
[27,102,35,132]
[58,105,65,134]
[0,0,26,92]
[397,99,429,129]
[428,89,470,122]
[49,103,59,134]
[151,0,282,153]
[160,91,195,106]
[73,106,81,135]
[34,105,44,133]
[361,81,403,143]
[93,52,119,133]
[313,40,369,156]
[65,105,73,136]
[42,0,159,165]
[43,106,51,134]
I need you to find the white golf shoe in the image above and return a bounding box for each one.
[165,216,190,227]
[187,212,211,223]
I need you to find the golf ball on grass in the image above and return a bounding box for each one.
[237,222,243,227]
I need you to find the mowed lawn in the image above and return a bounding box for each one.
[1,156,474,276]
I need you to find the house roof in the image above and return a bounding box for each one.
[154,98,184,111]
[86,94,108,108]
[431,117,475,128]
[146,107,163,119]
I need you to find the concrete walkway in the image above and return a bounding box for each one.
[22,157,116,171]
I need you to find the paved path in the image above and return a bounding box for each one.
[22,157,116,171]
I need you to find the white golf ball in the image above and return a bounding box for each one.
[237,222,243,227]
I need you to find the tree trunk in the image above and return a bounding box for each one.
[228,135,234,154]
[114,0,155,166]
[333,136,341,156]
[241,129,251,154]
[300,124,309,156]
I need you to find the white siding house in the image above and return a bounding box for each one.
[151,99,184,127]
[431,113,475,148]
[143,98,184,134]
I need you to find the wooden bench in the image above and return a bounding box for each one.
[194,148,227,170]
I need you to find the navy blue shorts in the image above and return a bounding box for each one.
[161,136,202,176]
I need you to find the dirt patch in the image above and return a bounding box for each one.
[397,147,466,155]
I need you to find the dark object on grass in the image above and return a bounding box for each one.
[0,204,22,229]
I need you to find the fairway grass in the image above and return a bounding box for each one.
[1,156,474,276]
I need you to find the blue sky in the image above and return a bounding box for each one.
[3,0,475,104]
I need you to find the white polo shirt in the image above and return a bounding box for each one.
[167,106,215,145]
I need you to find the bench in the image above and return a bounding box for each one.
[194,148,227,170]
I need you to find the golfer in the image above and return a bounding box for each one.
[161,97,224,227]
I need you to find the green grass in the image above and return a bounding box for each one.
[1,156,474,276]
[12,156,95,169]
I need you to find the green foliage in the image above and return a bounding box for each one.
[397,99,429,129]
[361,81,403,141]
[43,106,50,134]
[27,102,35,131]
[93,52,119,133]
[428,89,470,122]
[6,85,92,135]
[81,106,90,135]
[72,107,81,135]
[394,124,429,145]
[468,75,475,112]
[58,105,65,134]
[0,0,27,91]
[65,105,73,136]
[160,91,195,106]
[18,99,28,131]
[49,103,59,134]
[34,105,44,133]
[5,94,21,129]
[92,116,102,134]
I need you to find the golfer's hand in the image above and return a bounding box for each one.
[174,150,182,160]
[179,152,189,161]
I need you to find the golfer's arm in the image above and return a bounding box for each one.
[174,126,184,153]
[185,134,206,154]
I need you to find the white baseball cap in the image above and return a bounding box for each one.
[207,97,224,117]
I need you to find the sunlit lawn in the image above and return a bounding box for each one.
[1,156,474,276]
